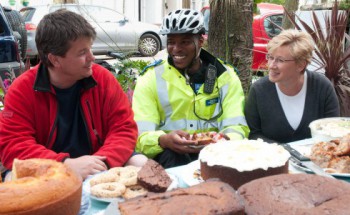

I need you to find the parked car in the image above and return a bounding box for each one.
[201,3,284,74]
[3,6,27,59]
[19,4,166,64]
[0,4,24,82]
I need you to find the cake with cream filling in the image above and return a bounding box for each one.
[199,139,290,189]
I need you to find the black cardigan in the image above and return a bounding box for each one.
[244,70,340,144]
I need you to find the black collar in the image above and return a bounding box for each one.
[33,63,97,92]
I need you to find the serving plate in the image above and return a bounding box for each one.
[288,142,350,178]
[289,159,350,178]
[182,160,204,186]
[104,200,121,215]
[83,171,179,203]
[187,144,207,149]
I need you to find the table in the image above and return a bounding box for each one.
[83,138,350,214]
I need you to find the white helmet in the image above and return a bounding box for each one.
[160,9,205,35]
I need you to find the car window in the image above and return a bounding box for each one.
[20,8,35,21]
[70,5,122,23]
[263,14,283,38]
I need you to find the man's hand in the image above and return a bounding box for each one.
[158,130,201,154]
[64,155,108,180]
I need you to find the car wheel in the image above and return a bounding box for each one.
[4,9,27,59]
[138,34,160,57]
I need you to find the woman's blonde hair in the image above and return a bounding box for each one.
[267,29,314,64]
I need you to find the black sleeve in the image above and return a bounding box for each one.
[245,84,279,144]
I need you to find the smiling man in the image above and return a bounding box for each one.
[0,9,145,181]
[132,9,249,168]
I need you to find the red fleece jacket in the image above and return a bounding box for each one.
[0,63,137,169]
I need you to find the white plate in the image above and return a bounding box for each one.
[104,200,121,215]
[83,171,179,203]
[290,143,350,177]
[187,144,206,149]
[181,160,204,186]
[89,195,124,203]
[289,159,350,177]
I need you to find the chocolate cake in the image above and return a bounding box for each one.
[119,180,244,215]
[238,173,350,215]
[199,139,290,189]
[137,159,172,192]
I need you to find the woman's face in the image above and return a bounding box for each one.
[267,45,306,84]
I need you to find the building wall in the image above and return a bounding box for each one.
[4,0,207,24]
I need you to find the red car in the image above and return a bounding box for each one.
[201,3,284,73]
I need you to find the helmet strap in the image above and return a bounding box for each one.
[185,39,201,74]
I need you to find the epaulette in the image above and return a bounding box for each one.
[140,59,164,76]
[218,58,239,75]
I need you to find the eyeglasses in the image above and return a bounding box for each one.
[266,54,295,65]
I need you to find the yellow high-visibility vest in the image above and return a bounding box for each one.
[132,59,249,158]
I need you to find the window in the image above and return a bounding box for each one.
[263,14,283,38]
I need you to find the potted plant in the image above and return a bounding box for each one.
[285,2,350,116]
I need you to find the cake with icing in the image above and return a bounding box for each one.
[199,139,290,189]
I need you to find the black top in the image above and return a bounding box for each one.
[244,70,340,144]
[52,81,90,157]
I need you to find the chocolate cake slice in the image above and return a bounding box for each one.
[137,159,172,192]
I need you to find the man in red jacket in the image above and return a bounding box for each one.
[0,9,146,180]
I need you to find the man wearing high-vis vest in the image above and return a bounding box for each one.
[132,9,249,168]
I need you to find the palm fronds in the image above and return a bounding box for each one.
[285,2,350,116]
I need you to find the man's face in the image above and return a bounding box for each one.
[167,34,203,70]
[52,37,95,86]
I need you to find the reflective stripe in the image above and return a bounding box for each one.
[137,121,157,135]
[220,116,248,127]
[155,65,170,123]
[153,63,245,133]
[222,128,245,138]
[158,115,246,132]
[160,118,218,131]
[211,83,228,117]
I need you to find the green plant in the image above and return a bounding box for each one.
[112,59,150,103]
[285,2,350,116]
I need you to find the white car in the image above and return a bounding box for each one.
[20,4,166,63]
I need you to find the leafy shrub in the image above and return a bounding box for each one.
[285,2,350,116]
[112,59,150,103]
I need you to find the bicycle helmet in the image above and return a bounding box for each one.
[160,9,205,35]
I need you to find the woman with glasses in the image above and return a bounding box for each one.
[132,9,249,168]
[245,29,339,144]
